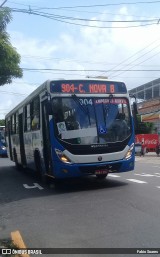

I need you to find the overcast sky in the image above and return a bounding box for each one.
[1,0,160,118]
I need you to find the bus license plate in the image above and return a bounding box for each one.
[95,169,108,175]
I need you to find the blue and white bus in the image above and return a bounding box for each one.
[5,79,136,180]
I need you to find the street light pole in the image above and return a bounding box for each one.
[0,0,7,7]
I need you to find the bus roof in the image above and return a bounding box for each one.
[5,80,50,118]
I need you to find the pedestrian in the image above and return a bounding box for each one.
[141,142,146,157]
[156,142,160,156]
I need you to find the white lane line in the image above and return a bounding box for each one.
[156,186,160,189]
[108,174,121,178]
[135,174,154,177]
[126,179,147,184]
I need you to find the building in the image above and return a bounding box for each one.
[129,78,160,134]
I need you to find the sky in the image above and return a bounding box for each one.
[1,0,160,119]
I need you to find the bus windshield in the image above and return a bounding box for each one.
[52,96,131,145]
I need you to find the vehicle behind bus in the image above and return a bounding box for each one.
[0,126,7,157]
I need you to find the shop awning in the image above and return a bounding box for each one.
[141,111,160,122]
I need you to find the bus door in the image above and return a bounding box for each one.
[18,113,26,166]
[41,100,53,176]
[7,120,13,160]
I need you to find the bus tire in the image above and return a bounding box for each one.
[96,174,107,179]
[13,149,22,170]
[34,151,49,184]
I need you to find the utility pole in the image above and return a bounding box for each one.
[0,0,7,7]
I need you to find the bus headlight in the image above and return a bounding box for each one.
[1,146,6,151]
[55,149,73,164]
[125,143,134,160]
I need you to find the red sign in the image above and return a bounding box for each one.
[135,134,159,151]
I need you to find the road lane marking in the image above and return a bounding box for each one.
[135,173,154,177]
[108,174,121,177]
[126,179,147,184]
[11,230,30,257]
[135,173,160,178]
[23,183,44,190]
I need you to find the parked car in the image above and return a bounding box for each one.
[0,141,7,157]
[135,143,143,156]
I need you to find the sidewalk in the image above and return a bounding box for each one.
[136,152,159,158]
[135,152,160,164]
[144,152,160,158]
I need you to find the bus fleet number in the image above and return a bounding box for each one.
[79,99,93,105]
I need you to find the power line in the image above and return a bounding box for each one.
[0,90,28,96]
[108,42,160,77]
[0,0,7,7]
[111,50,160,78]
[10,8,157,23]
[21,67,160,72]
[7,1,160,19]
[20,54,160,68]
[99,36,160,78]
[10,8,159,29]
[8,0,160,9]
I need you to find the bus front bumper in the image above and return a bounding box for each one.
[52,156,135,179]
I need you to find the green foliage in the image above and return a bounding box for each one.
[0,7,23,86]
[0,7,11,38]
[135,115,154,134]
[0,119,5,126]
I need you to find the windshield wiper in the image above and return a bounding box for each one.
[71,94,91,126]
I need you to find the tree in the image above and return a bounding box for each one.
[135,115,154,134]
[0,7,23,86]
[0,119,5,126]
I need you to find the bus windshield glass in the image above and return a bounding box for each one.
[52,97,131,145]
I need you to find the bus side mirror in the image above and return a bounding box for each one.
[132,102,138,130]
[133,102,138,115]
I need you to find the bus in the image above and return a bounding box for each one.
[5,79,136,181]
[0,125,5,138]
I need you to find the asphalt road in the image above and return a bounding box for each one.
[0,154,160,257]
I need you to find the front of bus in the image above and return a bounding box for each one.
[49,79,135,179]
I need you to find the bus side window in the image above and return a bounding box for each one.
[31,97,40,131]
[11,114,16,134]
[24,104,31,132]
[15,112,19,134]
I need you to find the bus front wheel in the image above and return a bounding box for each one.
[96,174,107,179]
[34,152,50,184]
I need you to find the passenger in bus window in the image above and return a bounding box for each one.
[65,114,80,130]
[32,115,39,130]
[111,112,129,140]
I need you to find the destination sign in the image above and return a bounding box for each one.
[50,80,127,94]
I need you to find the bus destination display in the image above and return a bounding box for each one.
[50,80,127,94]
